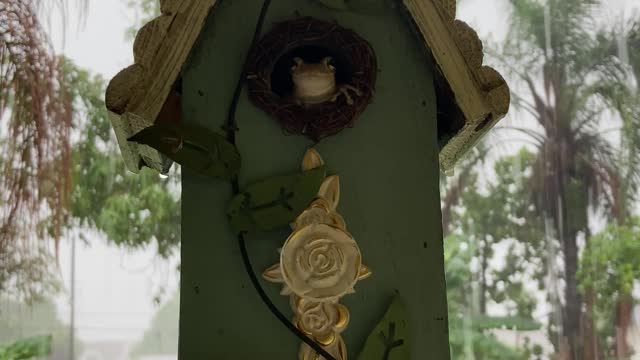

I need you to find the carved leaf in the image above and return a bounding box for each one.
[128,122,241,179]
[357,294,410,360]
[226,166,327,234]
[318,175,341,210]
[302,148,325,171]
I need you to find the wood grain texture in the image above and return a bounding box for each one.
[105,0,218,173]
[403,0,510,171]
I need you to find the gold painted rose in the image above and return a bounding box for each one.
[281,223,361,302]
[291,297,349,345]
[262,149,371,360]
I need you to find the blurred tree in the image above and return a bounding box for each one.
[627,20,640,80]
[0,56,182,301]
[60,59,181,258]
[125,0,160,40]
[0,0,73,299]
[0,298,80,360]
[129,292,180,359]
[445,233,542,360]
[450,150,544,318]
[441,143,489,237]
[566,14,640,359]
[489,0,640,357]
[446,150,544,359]
[0,335,52,360]
[579,220,640,358]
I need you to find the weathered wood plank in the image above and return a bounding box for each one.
[403,0,491,124]
[403,0,510,171]
[105,0,218,173]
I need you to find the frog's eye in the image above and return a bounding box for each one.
[323,57,336,72]
[291,57,304,73]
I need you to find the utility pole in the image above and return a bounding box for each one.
[69,235,76,360]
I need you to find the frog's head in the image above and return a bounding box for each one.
[290,57,337,101]
[290,57,336,80]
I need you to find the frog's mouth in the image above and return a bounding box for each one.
[294,81,336,98]
[294,73,335,81]
[304,73,333,78]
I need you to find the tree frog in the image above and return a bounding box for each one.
[290,57,362,106]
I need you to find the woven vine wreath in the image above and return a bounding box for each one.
[246,17,377,142]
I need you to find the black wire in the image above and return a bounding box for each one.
[237,234,337,360]
[224,1,337,359]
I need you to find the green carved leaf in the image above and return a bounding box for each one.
[227,166,326,234]
[128,123,240,180]
[357,294,410,360]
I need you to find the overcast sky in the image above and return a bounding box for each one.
[43,0,637,348]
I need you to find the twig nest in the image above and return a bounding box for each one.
[280,223,362,302]
[246,17,377,142]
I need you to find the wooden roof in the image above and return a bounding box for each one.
[105,0,510,174]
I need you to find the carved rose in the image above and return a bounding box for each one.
[291,297,349,347]
[280,223,361,301]
[297,301,338,338]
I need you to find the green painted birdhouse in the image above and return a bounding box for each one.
[106,0,509,359]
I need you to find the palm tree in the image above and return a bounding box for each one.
[490,0,638,357]
[587,18,640,358]
[0,0,74,299]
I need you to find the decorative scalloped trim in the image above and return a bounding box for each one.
[106,0,509,173]
[105,0,218,173]
[403,0,510,172]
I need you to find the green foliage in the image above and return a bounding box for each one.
[487,0,640,356]
[577,220,640,356]
[579,219,640,310]
[227,166,326,233]
[0,298,78,360]
[0,243,60,304]
[445,235,538,360]
[450,149,544,317]
[125,0,160,40]
[0,336,51,360]
[472,315,541,332]
[445,149,544,359]
[60,58,181,257]
[449,329,525,360]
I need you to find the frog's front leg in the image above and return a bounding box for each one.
[330,84,363,105]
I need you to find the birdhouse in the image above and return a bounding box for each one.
[105,0,509,359]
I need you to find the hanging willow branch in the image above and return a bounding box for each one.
[0,0,72,259]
